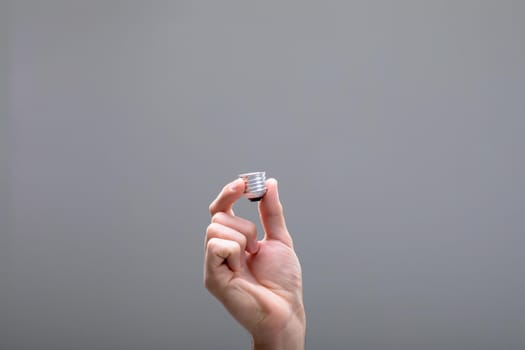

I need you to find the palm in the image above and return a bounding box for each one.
[225,239,303,336]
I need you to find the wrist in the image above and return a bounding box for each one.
[252,313,306,350]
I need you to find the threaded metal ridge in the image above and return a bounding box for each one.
[238,171,267,201]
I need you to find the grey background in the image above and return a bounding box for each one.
[2,1,525,349]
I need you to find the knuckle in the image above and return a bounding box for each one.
[205,223,216,237]
[206,237,220,252]
[211,212,225,223]
[208,202,216,215]
[205,225,222,244]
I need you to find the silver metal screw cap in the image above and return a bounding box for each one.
[238,171,267,202]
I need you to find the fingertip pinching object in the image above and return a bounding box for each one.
[238,171,267,202]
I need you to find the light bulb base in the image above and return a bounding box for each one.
[238,171,267,202]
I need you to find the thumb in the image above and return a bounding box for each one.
[258,178,293,247]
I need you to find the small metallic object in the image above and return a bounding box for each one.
[238,171,267,202]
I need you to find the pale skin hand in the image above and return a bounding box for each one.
[204,178,306,350]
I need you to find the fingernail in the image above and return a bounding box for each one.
[251,241,260,254]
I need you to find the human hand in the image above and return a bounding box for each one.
[205,178,305,350]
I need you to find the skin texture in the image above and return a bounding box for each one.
[205,178,306,350]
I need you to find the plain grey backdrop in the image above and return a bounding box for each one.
[2,1,525,349]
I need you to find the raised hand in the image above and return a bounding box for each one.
[205,178,305,350]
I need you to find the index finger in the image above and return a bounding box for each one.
[208,178,245,216]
